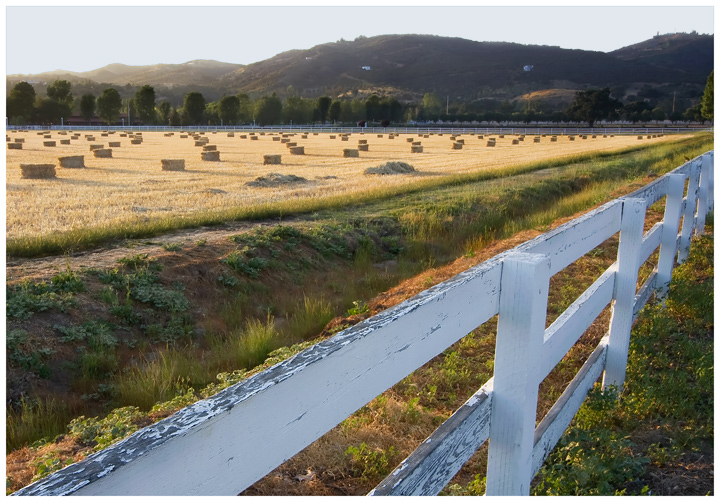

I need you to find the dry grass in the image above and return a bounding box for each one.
[6,131,684,241]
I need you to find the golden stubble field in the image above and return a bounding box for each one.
[5,129,682,241]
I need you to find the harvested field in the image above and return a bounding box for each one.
[6,131,683,241]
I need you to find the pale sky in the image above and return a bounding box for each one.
[3,1,716,76]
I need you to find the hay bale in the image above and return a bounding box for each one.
[58,155,85,168]
[281,138,291,143]
[377,134,383,138]
[569,136,576,141]
[452,142,463,150]
[456,138,465,144]
[358,139,368,145]
[534,137,541,143]
[343,148,359,158]
[161,159,185,171]
[7,142,22,150]
[285,142,297,148]
[551,136,558,142]
[478,135,484,139]
[89,144,104,151]
[101,133,109,137]
[240,135,247,139]
[341,136,349,141]
[358,144,369,151]
[109,141,121,147]
[273,137,281,142]
[412,141,422,146]
[289,146,305,155]
[14,138,25,143]
[263,154,282,165]
[43,141,57,147]
[93,148,112,158]
[250,136,259,140]
[423,134,429,138]
[131,139,142,145]
[180,134,188,138]
[44,134,52,139]
[411,145,423,153]
[86,136,95,141]
[227,132,234,137]
[512,139,519,145]
[365,161,416,175]
[486,140,496,147]
[21,163,56,179]
[203,145,217,151]
[637,136,643,140]
[201,151,220,161]
[301,135,308,139]
[60,139,71,145]
[247,173,307,187]
[120,133,128,137]
[406,138,414,143]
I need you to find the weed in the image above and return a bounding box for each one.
[30,452,73,482]
[161,242,182,252]
[67,406,145,451]
[346,300,369,316]
[6,329,54,378]
[345,442,397,481]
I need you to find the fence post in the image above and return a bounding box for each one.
[486,252,551,496]
[695,153,712,235]
[706,152,714,212]
[678,160,701,263]
[602,198,646,393]
[656,174,686,296]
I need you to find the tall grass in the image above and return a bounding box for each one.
[6,398,75,451]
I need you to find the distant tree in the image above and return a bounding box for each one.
[168,107,181,126]
[183,92,206,124]
[317,96,332,124]
[328,100,342,123]
[683,104,704,123]
[567,87,622,127]
[156,100,172,125]
[236,93,253,123]
[46,79,73,106]
[365,94,382,121]
[422,93,443,120]
[284,96,312,124]
[621,101,653,124]
[96,88,123,125]
[35,98,68,124]
[218,95,240,125]
[134,85,156,124]
[701,70,713,121]
[254,94,283,125]
[79,94,96,124]
[7,81,36,123]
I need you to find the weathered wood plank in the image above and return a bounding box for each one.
[486,253,551,496]
[639,221,663,265]
[603,198,646,393]
[369,379,493,496]
[633,271,657,320]
[531,336,608,475]
[14,259,504,496]
[678,160,701,263]
[517,201,621,275]
[656,174,686,295]
[538,266,614,381]
[621,174,669,206]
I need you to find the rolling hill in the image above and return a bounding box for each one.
[6,32,713,105]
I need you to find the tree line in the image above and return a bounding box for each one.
[6,73,713,127]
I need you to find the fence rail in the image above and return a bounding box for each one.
[13,151,714,496]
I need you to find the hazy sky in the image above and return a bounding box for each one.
[4,2,716,76]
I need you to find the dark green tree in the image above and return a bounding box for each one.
[46,80,73,106]
[317,96,332,124]
[7,81,36,123]
[328,100,342,123]
[237,93,253,123]
[422,93,443,121]
[254,94,283,125]
[701,70,713,121]
[365,94,382,121]
[168,107,181,126]
[284,96,312,124]
[567,88,622,127]
[96,88,123,125]
[183,92,206,124]
[79,94,96,124]
[35,98,69,124]
[156,100,172,125]
[134,85,156,124]
[218,95,240,125]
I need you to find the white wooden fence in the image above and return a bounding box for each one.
[13,151,713,496]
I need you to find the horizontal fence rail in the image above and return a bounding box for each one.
[14,151,713,496]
